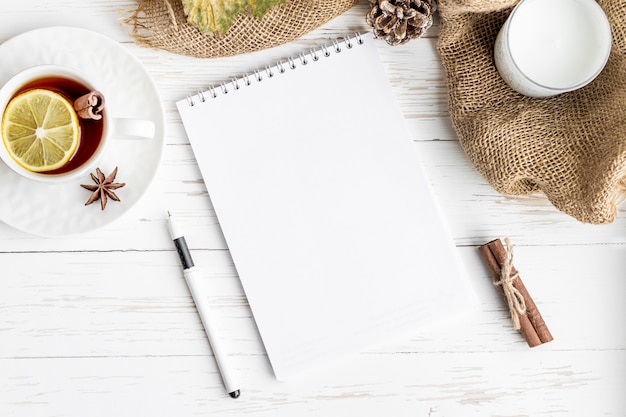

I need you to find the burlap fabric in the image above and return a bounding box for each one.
[437,0,626,224]
[125,0,358,58]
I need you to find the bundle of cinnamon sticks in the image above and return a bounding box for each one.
[479,239,553,347]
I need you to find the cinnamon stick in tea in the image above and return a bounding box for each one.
[478,239,553,347]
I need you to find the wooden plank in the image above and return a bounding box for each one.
[1,351,624,417]
[1,246,624,359]
[1,140,623,251]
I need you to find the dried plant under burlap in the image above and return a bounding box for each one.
[125,0,358,58]
[437,0,626,224]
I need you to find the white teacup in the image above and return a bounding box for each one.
[0,65,154,182]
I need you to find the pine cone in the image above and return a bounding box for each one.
[366,0,437,46]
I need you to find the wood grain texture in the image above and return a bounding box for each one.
[0,1,624,416]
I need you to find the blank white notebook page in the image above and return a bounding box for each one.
[177,34,473,381]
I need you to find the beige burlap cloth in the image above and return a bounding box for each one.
[437,0,626,224]
[125,0,358,58]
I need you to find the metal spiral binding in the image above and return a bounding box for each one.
[185,32,365,106]
[277,60,286,74]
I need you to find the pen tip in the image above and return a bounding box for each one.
[167,210,171,217]
[229,390,241,399]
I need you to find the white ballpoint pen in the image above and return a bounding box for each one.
[167,211,241,399]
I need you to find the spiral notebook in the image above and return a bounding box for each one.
[176,33,473,381]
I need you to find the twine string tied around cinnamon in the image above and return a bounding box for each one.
[492,238,527,330]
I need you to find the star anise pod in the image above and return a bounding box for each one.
[81,167,126,210]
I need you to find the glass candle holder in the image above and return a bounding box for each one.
[494,0,612,98]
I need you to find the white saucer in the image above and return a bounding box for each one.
[0,27,165,236]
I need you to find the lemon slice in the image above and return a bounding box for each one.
[2,89,80,172]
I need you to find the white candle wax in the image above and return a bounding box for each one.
[494,0,612,98]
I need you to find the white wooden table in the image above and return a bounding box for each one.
[1,1,624,416]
